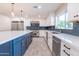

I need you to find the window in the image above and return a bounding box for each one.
[65,13,73,29]
[55,12,73,29]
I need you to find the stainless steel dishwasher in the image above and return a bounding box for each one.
[53,36,61,56]
[46,32,48,44]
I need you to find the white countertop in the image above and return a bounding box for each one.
[48,31,79,50]
[0,30,32,45]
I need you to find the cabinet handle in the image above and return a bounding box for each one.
[63,50,70,56]
[64,45,70,50]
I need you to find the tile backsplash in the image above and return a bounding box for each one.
[26,26,55,30]
[27,23,79,36]
[61,23,79,36]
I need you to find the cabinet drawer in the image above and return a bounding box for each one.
[62,41,71,50]
[61,41,71,56]
[61,50,70,56]
[48,37,53,52]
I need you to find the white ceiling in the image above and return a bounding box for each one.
[0,3,63,19]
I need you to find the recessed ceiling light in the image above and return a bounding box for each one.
[38,6,42,9]
[33,5,42,9]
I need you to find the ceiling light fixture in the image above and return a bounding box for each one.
[38,6,42,9]
[21,9,23,17]
[11,3,15,17]
[20,9,24,20]
[33,5,42,9]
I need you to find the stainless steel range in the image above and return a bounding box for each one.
[32,30,39,37]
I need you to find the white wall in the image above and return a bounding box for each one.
[0,15,11,31]
[0,16,28,31]
[55,4,67,16]
[46,13,55,26]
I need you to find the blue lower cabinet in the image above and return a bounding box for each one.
[0,33,32,56]
[21,33,32,55]
[21,35,27,55]
[0,41,12,56]
[27,33,32,46]
[12,37,22,56]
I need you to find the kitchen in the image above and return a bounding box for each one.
[0,3,79,56]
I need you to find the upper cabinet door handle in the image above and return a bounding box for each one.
[64,45,70,50]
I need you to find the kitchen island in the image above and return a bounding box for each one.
[0,31,32,56]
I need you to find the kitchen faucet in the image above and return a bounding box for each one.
[59,29,62,33]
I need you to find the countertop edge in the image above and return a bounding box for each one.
[0,31,32,45]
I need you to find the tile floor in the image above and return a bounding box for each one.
[24,37,52,56]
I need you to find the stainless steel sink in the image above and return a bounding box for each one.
[51,31,60,34]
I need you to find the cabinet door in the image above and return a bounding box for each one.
[21,35,27,55]
[28,33,32,45]
[39,31,44,37]
[47,32,53,52]
[27,33,32,47]
[61,41,68,56]
[48,37,53,52]
[21,33,32,55]
[0,41,12,56]
[13,37,22,56]
[61,41,71,56]
[22,33,32,55]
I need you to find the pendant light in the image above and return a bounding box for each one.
[20,9,24,20]
[21,9,23,17]
[11,3,15,17]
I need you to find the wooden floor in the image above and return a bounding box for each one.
[24,37,52,56]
